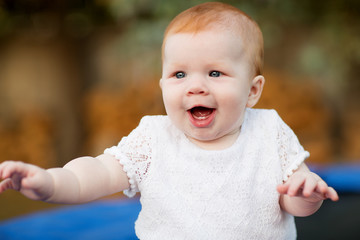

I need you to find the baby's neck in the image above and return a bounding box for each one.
[186,129,241,151]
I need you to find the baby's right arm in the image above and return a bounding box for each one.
[0,154,130,204]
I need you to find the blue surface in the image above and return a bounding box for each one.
[0,163,359,239]
[310,163,360,193]
[0,198,141,240]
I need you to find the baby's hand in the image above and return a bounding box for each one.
[0,161,54,201]
[277,170,339,202]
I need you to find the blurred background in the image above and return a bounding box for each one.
[0,0,359,233]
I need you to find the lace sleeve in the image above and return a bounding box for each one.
[276,113,310,182]
[104,117,153,197]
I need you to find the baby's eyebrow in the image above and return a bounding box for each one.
[204,61,230,69]
[164,62,187,70]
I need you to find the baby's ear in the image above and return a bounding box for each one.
[246,75,265,108]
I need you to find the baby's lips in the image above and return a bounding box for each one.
[187,107,216,128]
[190,106,215,119]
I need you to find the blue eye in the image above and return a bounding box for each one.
[175,72,186,79]
[209,71,221,77]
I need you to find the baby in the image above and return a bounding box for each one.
[0,2,338,239]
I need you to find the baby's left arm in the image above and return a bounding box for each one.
[277,163,339,217]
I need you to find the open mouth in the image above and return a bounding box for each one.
[187,106,216,127]
[189,106,215,120]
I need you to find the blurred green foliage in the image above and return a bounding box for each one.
[0,0,359,222]
[0,0,359,101]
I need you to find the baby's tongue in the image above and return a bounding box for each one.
[191,107,213,119]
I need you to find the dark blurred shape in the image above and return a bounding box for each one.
[0,0,359,223]
[296,194,360,240]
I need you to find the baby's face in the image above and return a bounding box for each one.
[160,30,255,149]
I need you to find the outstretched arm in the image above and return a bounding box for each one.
[277,163,339,217]
[0,154,129,204]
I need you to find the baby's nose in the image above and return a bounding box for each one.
[187,76,209,95]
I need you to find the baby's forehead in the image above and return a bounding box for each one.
[178,13,255,38]
[162,3,264,75]
[164,24,255,57]
[164,29,243,51]
[166,12,260,48]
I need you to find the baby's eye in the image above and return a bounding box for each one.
[209,71,221,77]
[175,72,186,79]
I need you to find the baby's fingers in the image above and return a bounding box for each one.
[0,161,11,179]
[302,176,320,197]
[312,179,339,201]
[0,178,14,192]
[323,186,339,201]
[277,184,290,195]
[0,161,28,179]
[0,161,33,191]
[286,175,307,197]
[277,174,307,196]
[0,172,23,192]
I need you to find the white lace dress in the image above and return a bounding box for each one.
[105,108,309,240]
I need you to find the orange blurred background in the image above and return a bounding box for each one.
[0,0,359,221]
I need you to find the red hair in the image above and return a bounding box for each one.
[162,2,264,76]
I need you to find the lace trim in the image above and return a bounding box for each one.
[282,151,310,182]
[104,146,138,197]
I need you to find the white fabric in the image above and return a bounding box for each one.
[105,108,309,240]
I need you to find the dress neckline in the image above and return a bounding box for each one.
[180,108,250,154]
